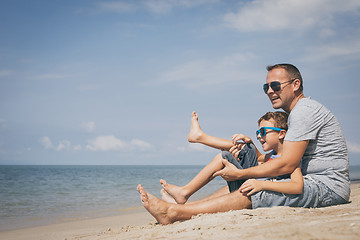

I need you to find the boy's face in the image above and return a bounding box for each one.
[257,119,284,152]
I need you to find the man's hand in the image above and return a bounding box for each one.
[212,159,242,181]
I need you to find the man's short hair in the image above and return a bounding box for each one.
[258,111,289,130]
[267,63,303,92]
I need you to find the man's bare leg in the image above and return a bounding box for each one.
[160,153,225,204]
[138,184,251,225]
[187,111,234,151]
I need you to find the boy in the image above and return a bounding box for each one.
[160,111,303,204]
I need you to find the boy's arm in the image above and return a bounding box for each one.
[239,165,303,195]
[213,140,308,181]
[257,153,270,164]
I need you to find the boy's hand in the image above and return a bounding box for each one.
[229,144,243,160]
[231,134,253,144]
[239,179,264,196]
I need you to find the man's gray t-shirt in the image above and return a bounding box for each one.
[284,97,350,201]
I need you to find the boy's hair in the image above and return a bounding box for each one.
[266,63,303,92]
[258,111,288,130]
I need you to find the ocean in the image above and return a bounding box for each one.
[1,165,360,232]
[0,165,225,231]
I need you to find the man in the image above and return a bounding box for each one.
[137,63,350,225]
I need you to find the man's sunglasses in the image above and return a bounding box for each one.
[256,127,284,138]
[263,79,296,94]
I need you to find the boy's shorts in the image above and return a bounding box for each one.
[221,144,347,208]
[221,143,258,193]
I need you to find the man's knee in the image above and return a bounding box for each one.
[229,190,252,209]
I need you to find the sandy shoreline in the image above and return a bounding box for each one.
[1,182,359,240]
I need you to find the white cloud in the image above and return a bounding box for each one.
[223,0,360,32]
[41,135,154,153]
[31,74,67,80]
[55,140,71,151]
[86,135,154,152]
[73,145,82,151]
[100,0,219,14]
[177,143,215,152]
[86,135,126,151]
[0,118,6,124]
[41,137,53,149]
[0,70,13,77]
[81,121,96,132]
[130,139,154,151]
[150,52,261,87]
[99,1,137,12]
[77,84,100,92]
[143,0,220,14]
[40,137,73,151]
[301,38,360,62]
[347,141,360,154]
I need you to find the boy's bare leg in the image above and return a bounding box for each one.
[161,185,229,204]
[138,184,251,225]
[187,111,234,151]
[161,189,177,203]
[160,153,225,204]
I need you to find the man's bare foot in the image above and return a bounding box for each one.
[160,179,189,204]
[187,111,204,143]
[161,189,177,204]
[137,184,174,225]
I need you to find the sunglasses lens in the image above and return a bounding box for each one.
[270,82,281,91]
[260,128,266,137]
[263,84,269,94]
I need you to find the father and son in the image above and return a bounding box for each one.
[137,63,350,225]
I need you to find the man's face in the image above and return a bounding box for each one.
[265,68,294,112]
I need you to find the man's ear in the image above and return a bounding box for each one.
[293,79,301,92]
[279,130,286,140]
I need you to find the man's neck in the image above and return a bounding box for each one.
[287,93,305,113]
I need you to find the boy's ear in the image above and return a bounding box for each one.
[279,130,286,140]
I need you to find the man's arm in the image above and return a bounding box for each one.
[213,140,308,180]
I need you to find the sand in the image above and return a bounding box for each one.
[1,182,359,240]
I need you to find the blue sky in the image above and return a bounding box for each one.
[1,0,359,165]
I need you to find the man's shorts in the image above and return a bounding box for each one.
[221,143,347,208]
[251,176,348,208]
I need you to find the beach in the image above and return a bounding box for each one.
[1,182,359,240]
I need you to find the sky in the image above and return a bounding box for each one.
[0,0,360,166]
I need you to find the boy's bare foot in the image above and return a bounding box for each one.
[137,184,174,225]
[187,111,204,143]
[161,189,177,204]
[160,179,189,204]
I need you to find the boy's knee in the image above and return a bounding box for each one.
[238,143,258,168]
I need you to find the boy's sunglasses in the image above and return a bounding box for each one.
[256,127,284,138]
[263,79,296,94]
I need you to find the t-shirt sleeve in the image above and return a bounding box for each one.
[284,102,324,142]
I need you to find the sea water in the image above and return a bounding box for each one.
[0,165,225,231]
[1,165,360,232]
